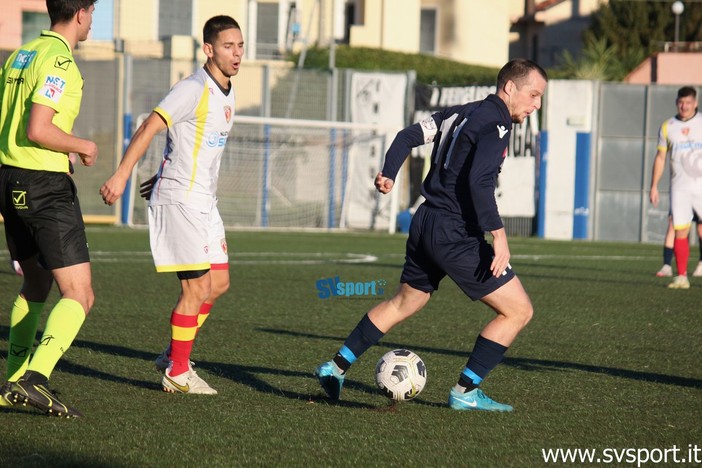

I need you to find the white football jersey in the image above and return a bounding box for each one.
[151,66,235,208]
[658,112,702,187]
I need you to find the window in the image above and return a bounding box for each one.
[420,8,436,54]
[257,3,280,59]
[352,0,365,25]
[159,0,192,38]
[22,12,50,44]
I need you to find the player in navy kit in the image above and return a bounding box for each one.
[314,59,548,411]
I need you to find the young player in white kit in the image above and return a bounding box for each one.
[100,15,244,393]
[650,86,702,289]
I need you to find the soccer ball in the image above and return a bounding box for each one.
[375,349,427,401]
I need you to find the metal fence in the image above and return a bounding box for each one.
[1,51,343,223]
[3,47,689,241]
[594,83,688,244]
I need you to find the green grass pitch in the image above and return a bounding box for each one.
[1,227,700,466]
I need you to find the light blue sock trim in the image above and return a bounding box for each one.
[461,368,483,385]
[338,345,357,364]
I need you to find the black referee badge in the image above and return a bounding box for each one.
[54,56,72,70]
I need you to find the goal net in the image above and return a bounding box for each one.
[127,115,402,231]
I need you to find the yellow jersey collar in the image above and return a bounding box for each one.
[39,30,72,53]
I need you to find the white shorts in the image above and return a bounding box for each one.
[148,203,228,273]
[671,184,702,230]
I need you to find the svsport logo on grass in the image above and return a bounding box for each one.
[316,276,387,299]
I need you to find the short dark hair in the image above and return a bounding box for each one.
[677,86,697,100]
[203,15,241,45]
[46,0,97,26]
[496,58,548,90]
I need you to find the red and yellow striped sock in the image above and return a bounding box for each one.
[169,311,198,376]
[197,303,213,331]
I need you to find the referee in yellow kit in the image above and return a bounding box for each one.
[0,0,99,418]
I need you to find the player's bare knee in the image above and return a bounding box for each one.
[409,294,430,314]
[213,278,230,298]
[84,289,95,314]
[208,288,227,303]
[498,301,532,330]
[191,282,212,304]
[391,287,429,316]
[180,274,212,303]
[196,289,212,306]
[516,302,534,328]
[59,288,94,315]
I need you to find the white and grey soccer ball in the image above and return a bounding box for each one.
[375,349,427,401]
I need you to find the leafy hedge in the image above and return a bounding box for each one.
[289,46,500,86]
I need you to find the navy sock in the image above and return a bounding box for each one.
[457,335,508,392]
[663,246,674,266]
[332,314,384,373]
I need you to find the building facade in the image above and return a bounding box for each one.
[1,0,606,68]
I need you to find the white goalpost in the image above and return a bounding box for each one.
[128,115,402,233]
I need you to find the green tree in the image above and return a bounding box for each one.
[558,36,631,80]
[558,0,702,81]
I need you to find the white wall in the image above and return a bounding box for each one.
[542,80,596,239]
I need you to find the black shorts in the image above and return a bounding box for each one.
[0,166,89,270]
[400,205,515,301]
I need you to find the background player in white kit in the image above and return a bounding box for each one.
[650,86,702,289]
[100,15,244,393]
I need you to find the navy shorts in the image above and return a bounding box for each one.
[0,166,90,270]
[400,205,515,301]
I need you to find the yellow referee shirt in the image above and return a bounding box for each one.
[0,30,84,172]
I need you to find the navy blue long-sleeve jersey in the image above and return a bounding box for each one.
[381,94,512,234]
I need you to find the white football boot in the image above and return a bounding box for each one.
[162,364,217,395]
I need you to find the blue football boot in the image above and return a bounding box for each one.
[314,361,345,400]
[448,387,513,412]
